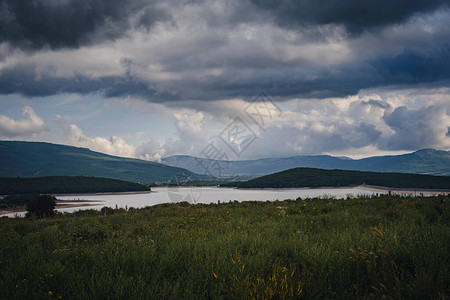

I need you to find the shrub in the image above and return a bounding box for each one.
[25,194,56,219]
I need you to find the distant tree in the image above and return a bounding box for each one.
[26,194,56,219]
[101,206,115,215]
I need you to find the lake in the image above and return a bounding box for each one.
[3,186,435,217]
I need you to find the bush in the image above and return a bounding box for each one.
[26,194,56,219]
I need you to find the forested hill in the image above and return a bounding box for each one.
[0,176,150,195]
[0,141,197,183]
[237,168,450,189]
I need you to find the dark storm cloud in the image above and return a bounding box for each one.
[0,64,103,95]
[1,46,450,101]
[251,0,450,34]
[0,64,167,99]
[159,47,450,100]
[0,0,169,50]
[369,49,450,84]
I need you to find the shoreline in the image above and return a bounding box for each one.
[0,201,103,216]
[0,208,26,215]
[235,186,354,191]
[0,190,152,198]
[51,190,152,196]
[55,203,102,209]
[235,185,450,194]
[56,199,103,203]
[357,184,450,195]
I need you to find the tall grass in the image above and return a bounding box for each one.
[0,194,449,299]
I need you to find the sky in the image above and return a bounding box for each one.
[0,0,449,161]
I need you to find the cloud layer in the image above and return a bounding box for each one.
[0,0,449,158]
[0,0,450,101]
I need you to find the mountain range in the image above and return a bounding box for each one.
[0,141,196,183]
[161,149,450,176]
[1,141,449,183]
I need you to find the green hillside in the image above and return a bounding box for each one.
[0,141,197,183]
[0,176,150,196]
[237,167,450,189]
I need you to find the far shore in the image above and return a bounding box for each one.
[0,200,103,216]
[230,185,450,195]
[0,190,152,198]
[0,208,26,215]
[356,184,450,195]
[55,202,102,209]
[50,190,152,196]
[49,185,450,196]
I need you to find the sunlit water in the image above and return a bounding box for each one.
[0,186,428,218]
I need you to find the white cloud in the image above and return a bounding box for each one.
[162,88,450,159]
[135,109,210,160]
[0,106,47,137]
[136,138,165,162]
[55,115,136,158]
[381,103,450,150]
[53,108,211,162]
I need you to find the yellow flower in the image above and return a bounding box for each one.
[48,291,53,296]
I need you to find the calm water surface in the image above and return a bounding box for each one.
[2,187,392,217]
[60,187,374,213]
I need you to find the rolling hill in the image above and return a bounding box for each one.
[236,167,450,189]
[0,141,197,183]
[162,149,450,176]
[0,176,150,196]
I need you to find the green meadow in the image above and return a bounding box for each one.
[1,194,449,299]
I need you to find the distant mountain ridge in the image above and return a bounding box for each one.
[0,141,196,183]
[161,149,450,176]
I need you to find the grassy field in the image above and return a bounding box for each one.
[0,194,449,299]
